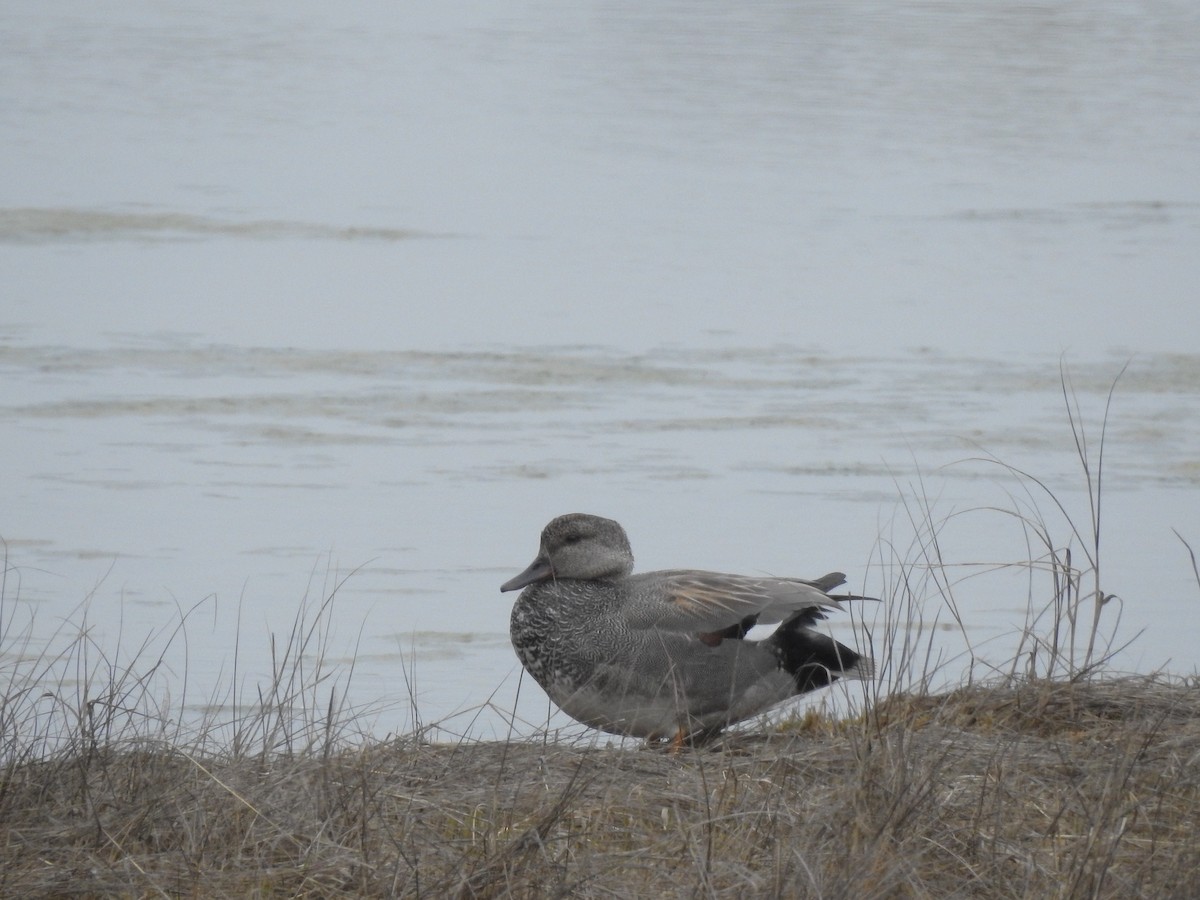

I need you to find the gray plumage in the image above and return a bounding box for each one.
[501,513,873,744]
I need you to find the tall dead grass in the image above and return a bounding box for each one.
[2,368,1198,898]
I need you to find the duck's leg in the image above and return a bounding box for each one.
[668,728,688,754]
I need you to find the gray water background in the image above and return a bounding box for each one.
[3,1,1199,740]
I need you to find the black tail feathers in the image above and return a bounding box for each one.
[768,615,872,694]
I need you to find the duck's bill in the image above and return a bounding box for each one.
[500,557,553,592]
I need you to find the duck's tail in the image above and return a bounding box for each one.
[766,613,874,693]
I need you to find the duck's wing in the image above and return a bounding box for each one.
[622,570,848,636]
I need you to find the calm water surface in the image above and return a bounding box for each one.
[3,2,1199,740]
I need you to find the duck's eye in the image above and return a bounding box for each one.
[563,533,584,545]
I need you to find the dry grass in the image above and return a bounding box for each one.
[2,677,1198,898]
[4,366,1199,897]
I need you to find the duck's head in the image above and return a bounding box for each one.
[500,513,635,592]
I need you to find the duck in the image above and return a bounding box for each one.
[501,513,873,746]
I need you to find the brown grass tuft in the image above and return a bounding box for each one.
[3,677,1199,897]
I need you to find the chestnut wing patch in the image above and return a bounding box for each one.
[697,614,761,647]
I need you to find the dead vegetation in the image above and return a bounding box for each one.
[1,676,1198,898]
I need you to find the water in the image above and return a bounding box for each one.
[3,1,1198,741]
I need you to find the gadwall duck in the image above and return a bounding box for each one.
[502,513,873,745]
